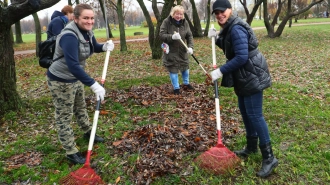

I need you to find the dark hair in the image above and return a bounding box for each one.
[73,4,93,18]
[61,5,73,15]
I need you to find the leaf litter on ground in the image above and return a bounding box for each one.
[4,25,330,184]
[106,83,243,184]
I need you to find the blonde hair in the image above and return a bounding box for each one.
[170,5,185,18]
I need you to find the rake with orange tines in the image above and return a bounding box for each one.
[59,44,113,185]
[194,25,240,174]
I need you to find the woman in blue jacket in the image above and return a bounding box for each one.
[47,5,74,39]
[208,0,278,178]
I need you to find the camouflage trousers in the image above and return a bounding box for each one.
[47,78,91,155]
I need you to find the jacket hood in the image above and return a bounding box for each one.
[51,10,65,20]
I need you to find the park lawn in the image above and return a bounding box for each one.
[13,17,330,50]
[1,24,329,184]
[14,26,149,43]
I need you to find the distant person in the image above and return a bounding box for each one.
[208,0,278,178]
[159,5,194,95]
[47,5,74,39]
[326,11,329,18]
[47,4,114,165]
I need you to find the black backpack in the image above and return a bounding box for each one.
[38,28,77,68]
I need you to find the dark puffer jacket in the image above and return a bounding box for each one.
[216,16,271,96]
[159,16,193,73]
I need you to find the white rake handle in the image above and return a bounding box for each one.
[211,24,217,69]
[88,49,111,151]
[210,24,221,132]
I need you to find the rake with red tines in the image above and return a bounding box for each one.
[194,24,240,174]
[60,48,113,185]
[194,79,240,174]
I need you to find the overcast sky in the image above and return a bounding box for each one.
[23,0,152,20]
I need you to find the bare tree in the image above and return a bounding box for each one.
[196,0,209,23]
[238,0,263,25]
[109,0,127,51]
[203,0,212,37]
[99,0,113,38]
[137,0,175,59]
[263,0,324,38]
[117,0,127,51]
[15,21,24,43]
[0,0,61,116]
[136,0,155,50]
[32,13,42,56]
[183,0,203,37]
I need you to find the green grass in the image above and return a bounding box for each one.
[2,23,330,184]
[15,18,330,43]
[15,26,149,43]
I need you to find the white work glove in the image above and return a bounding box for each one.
[187,47,193,55]
[90,82,105,101]
[102,40,114,51]
[172,32,181,40]
[208,28,218,38]
[210,68,223,82]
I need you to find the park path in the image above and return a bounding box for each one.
[14,21,330,55]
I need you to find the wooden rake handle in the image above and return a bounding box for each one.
[174,31,212,80]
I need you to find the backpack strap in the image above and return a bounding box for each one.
[53,28,79,62]
[60,16,67,27]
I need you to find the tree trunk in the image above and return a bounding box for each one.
[259,2,262,20]
[117,0,127,51]
[99,0,114,38]
[33,13,42,56]
[151,0,174,59]
[203,0,211,37]
[0,0,61,117]
[263,0,274,36]
[0,26,22,116]
[15,21,23,43]
[243,0,263,25]
[265,0,323,38]
[289,18,292,27]
[10,28,14,44]
[189,0,202,37]
[137,0,154,49]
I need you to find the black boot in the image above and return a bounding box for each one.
[173,89,180,95]
[257,142,278,178]
[234,136,258,157]
[84,130,105,143]
[67,152,86,164]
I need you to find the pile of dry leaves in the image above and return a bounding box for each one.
[108,83,243,184]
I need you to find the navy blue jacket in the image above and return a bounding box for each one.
[216,16,271,96]
[47,11,69,39]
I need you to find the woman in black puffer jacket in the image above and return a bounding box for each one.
[209,0,278,178]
